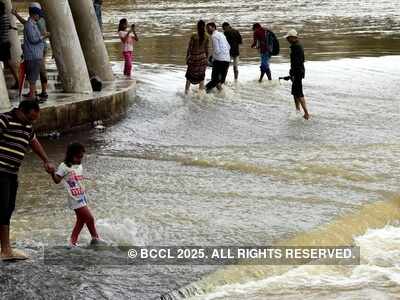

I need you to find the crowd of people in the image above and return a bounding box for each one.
[184,21,309,120]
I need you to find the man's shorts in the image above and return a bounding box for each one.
[231,56,239,68]
[25,59,42,83]
[0,42,11,63]
[0,172,18,226]
[291,75,304,98]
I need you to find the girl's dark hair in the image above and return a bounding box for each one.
[197,20,206,44]
[118,18,128,32]
[65,142,85,167]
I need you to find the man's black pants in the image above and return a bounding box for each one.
[206,60,230,92]
[0,172,18,226]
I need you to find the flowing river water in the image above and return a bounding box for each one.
[2,0,400,299]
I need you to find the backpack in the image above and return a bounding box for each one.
[267,31,280,56]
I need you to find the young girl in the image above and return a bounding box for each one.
[118,19,139,77]
[51,142,104,248]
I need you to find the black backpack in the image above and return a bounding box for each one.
[267,31,280,56]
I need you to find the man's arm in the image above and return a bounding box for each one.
[30,137,55,173]
[11,9,27,25]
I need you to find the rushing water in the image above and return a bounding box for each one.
[2,0,400,299]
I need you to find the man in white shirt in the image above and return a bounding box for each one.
[206,22,231,93]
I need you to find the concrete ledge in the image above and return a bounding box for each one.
[3,78,136,136]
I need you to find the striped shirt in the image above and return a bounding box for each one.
[0,13,11,44]
[23,18,44,61]
[0,109,35,175]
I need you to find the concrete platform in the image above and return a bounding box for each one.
[1,78,136,136]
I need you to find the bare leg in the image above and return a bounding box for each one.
[0,225,12,256]
[294,97,301,111]
[217,83,222,91]
[199,81,205,91]
[185,80,190,95]
[299,97,310,120]
[29,82,37,98]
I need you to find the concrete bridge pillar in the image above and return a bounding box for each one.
[69,0,113,81]
[0,64,11,110]
[39,0,92,93]
[4,0,22,68]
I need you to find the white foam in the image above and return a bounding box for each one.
[193,225,400,299]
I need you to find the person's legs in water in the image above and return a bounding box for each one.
[259,53,271,82]
[0,174,26,259]
[206,61,221,92]
[292,75,309,119]
[185,80,191,95]
[294,97,301,111]
[70,208,86,246]
[298,97,310,120]
[232,56,239,80]
[199,80,205,91]
[81,206,99,241]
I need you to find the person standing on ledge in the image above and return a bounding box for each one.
[13,6,47,101]
[13,3,49,100]
[222,22,242,80]
[285,29,309,120]
[205,22,231,93]
[0,1,19,89]
[251,23,272,82]
[0,101,55,261]
[93,0,103,32]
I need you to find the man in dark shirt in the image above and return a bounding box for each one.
[0,101,54,260]
[285,29,309,120]
[251,23,272,82]
[222,22,242,80]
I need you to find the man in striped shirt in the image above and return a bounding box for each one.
[0,101,54,260]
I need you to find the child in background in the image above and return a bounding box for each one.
[51,142,105,248]
[118,19,139,77]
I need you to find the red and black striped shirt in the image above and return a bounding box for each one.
[0,109,35,175]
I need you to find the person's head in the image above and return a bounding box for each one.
[206,22,217,35]
[131,24,135,31]
[118,18,128,31]
[285,29,298,44]
[29,2,44,18]
[18,100,40,124]
[0,2,5,16]
[222,22,230,32]
[65,142,85,166]
[197,20,205,42]
[252,23,262,32]
[28,6,41,21]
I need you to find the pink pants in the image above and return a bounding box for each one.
[70,206,99,245]
[123,51,133,77]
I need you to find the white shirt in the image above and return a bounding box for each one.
[211,31,231,62]
[56,163,88,210]
[118,30,135,52]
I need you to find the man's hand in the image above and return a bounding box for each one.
[44,162,55,174]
